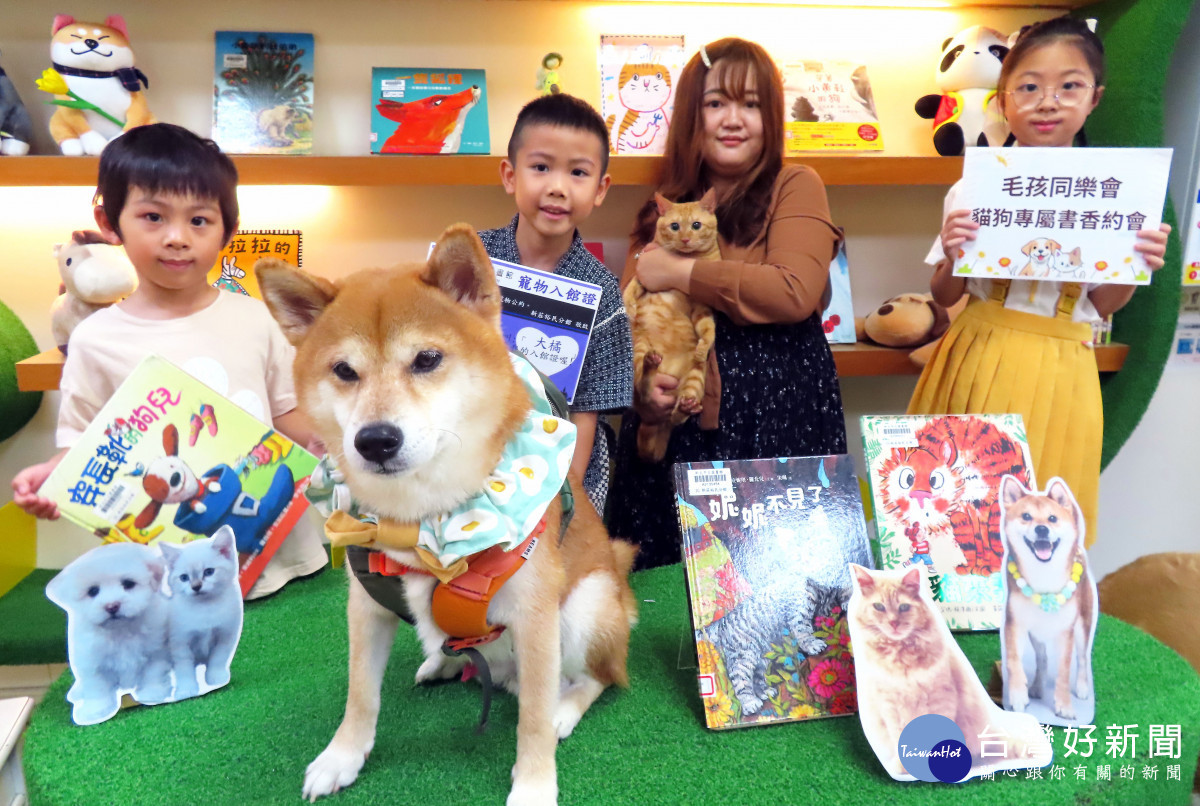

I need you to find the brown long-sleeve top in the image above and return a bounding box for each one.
[621,164,843,429]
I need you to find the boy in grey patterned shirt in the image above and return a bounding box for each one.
[478,94,633,517]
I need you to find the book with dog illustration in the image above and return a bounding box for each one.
[370,67,489,154]
[860,414,1036,631]
[781,59,883,153]
[41,355,319,598]
[673,454,873,729]
[599,35,687,156]
[207,230,302,299]
[955,146,1172,284]
[822,242,855,343]
[213,32,314,154]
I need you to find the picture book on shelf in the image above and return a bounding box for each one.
[370,68,489,154]
[213,32,313,155]
[40,355,319,599]
[860,414,1036,630]
[782,59,883,153]
[208,230,302,300]
[674,454,872,730]
[822,241,855,343]
[599,34,687,156]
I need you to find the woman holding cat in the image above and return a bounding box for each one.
[609,38,846,569]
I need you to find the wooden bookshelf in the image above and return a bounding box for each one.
[0,155,964,188]
[15,341,1130,392]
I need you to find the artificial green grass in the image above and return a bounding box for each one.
[24,563,1200,805]
[0,569,66,665]
[0,297,42,442]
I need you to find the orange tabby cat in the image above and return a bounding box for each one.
[847,564,1051,781]
[623,190,719,461]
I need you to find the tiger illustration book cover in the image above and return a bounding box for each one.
[599,34,686,156]
[673,455,872,730]
[860,414,1036,631]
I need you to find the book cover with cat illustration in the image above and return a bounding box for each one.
[599,34,686,156]
[781,59,883,153]
[370,68,489,154]
[673,455,873,730]
[41,355,319,599]
[213,32,314,155]
[860,414,1036,631]
[207,229,302,300]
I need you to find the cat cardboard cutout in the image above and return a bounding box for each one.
[999,476,1097,727]
[847,564,1052,782]
[46,528,244,725]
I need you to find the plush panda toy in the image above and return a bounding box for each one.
[915,25,1010,156]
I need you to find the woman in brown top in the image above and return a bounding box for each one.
[608,38,847,569]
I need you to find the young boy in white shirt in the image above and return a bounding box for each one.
[12,123,326,598]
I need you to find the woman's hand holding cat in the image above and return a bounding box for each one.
[635,242,694,294]
[635,363,679,425]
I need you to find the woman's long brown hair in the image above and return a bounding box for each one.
[632,38,784,248]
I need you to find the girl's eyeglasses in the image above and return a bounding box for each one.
[1005,81,1096,110]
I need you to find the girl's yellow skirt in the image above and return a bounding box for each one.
[908,298,1101,546]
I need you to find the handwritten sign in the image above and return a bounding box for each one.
[956,147,1172,285]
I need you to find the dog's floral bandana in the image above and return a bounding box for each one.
[306,354,576,581]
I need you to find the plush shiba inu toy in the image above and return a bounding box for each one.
[46,14,155,155]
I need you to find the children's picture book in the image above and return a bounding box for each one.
[213,32,313,154]
[208,230,302,299]
[782,59,883,152]
[956,146,1172,284]
[40,355,318,599]
[822,241,855,343]
[491,257,601,404]
[860,414,1035,631]
[46,529,244,725]
[674,454,872,729]
[599,34,687,156]
[370,68,489,154]
[997,475,1097,728]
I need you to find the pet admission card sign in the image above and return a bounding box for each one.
[370,67,489,154]
[673,455,872,729]
[41,355,318,598]
[781,59,883,153]
[213,32,314,155]
[599,35,686,156]
[492,258,600,404]
[956,146,1172,284]
[207,229,302,299]
[861,414,1035,631]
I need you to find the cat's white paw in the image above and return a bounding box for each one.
[59,138,84,156]
[80,130,109,155]
[414,654,465,685]
[302,741,369,802]
[507,773,557,806]
[553,700,583,739]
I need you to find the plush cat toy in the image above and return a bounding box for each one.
[0,50,33,155]
[43,14,155,155]
[50,230,137,352]
[914,26,1010,156]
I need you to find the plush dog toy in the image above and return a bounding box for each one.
[44,14,155,155]
[0,50,33,155]
[50,230,137,353]
[856,292,967,366]
[914,25,1009,156]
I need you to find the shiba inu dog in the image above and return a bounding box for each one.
[1017,237,1061,278]
[256,224,637,805]
[376,84,481,153]
[999,475,1096,723]
[48,14,155,155]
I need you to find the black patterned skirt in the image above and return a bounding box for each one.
[608,311,847,569]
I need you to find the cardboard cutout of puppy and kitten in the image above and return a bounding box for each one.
[47,526,243,726]
[848,475,1097,782]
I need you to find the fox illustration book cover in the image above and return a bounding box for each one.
[674,454,872,729]
[370,67,489,154]
[213,32,314,154]
[861,414,1035,630]
[41,355,318,598]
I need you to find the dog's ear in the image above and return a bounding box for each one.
[1000,474,1027,508]
[927,299,951,339]
[654,193,672,215]
[1048,240,1062,253]
[900,567,922,596]
[1021,241,1035,255]
[52,14,75,35]
[104,15,129,39]
[162,424,179,457]
[134,499,162,530]
[424,223,501,322]
[849,563,874,594]
[144,552,166,592]
[45,565,75,609]
[256,259,339,346]
[1045,476,1081,520]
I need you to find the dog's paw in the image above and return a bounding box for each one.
[1009,685,1029,712]
[507,774,558,806]
[414,654,465,685]
[205,666,231,688]
[80,130,108,156]
[59,138,84,157]
[553,700,584,740]
[302,743,368,802]
[1053,696,1076,721]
